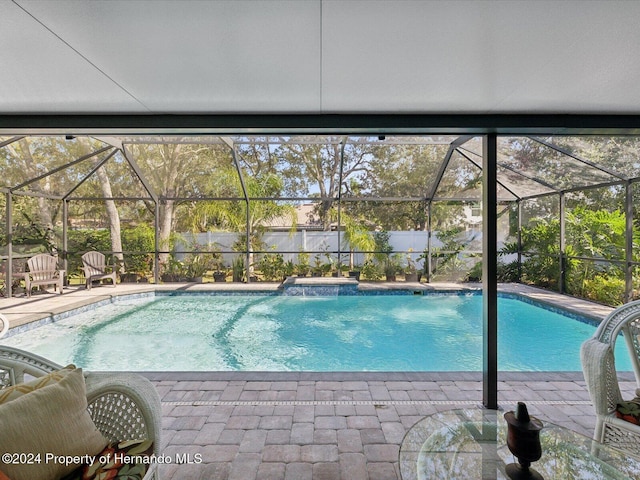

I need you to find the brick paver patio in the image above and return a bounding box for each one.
[147,371,636,480]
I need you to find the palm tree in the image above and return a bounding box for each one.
[333,208,376,270]
[189,167,297,275]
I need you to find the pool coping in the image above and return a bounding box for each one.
[136,370,634,382]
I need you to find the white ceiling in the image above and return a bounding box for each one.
[2,0,640,115]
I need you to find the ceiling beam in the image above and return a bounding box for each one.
[2,114,640,135]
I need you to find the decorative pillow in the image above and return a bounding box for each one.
[61,439,154,480]
[615,397,640,425]
[0,365,75,404]
[0,368,108,480]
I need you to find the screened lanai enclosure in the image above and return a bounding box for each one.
[1,134,640,306]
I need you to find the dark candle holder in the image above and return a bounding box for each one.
[504,402,544,480]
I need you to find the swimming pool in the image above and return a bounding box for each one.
[2,292,628,372]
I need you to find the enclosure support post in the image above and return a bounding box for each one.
[426,202,432,283]
[625,181,633,303]
[223,139,251,283]
[337,140,346,273]
[5,192,12,298]
[517,200,522,282]
[62,199,68,284]
[482,133,498,410]
[245,198,250,283]
[559,193,566,294]
[154,201,160,284]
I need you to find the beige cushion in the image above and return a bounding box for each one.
[0,365,75,405]
[0,368,107,480]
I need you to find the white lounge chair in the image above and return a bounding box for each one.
[24,253,65,298]
[581,299,640,456]
[81,251,117,290]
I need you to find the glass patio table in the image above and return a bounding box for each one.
[399,408,640,480]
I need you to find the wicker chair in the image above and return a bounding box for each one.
[0,346,162,479]
[581,299,640,456]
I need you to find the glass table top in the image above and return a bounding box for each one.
[399,408,640,480]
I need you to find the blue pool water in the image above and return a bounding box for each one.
[2,293,629,372]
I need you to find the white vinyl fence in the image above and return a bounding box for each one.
[176,229,489,266]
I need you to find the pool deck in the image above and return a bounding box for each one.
[0,282,630,479]
[148,371,636,480]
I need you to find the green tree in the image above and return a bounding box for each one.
[507,206,637,305]
[188,167,297,273]
[276,137,372,230]
[127,142,231,263]
[327,207,376,270]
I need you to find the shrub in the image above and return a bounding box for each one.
[582,275,625,306]
[121,225,155,275]
[361,259,383,280]
[257,252,285,281]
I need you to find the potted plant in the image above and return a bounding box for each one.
[361,259,383,281]
[311,255,324,277]
[417,248,429,282]
[211,251,227,282]
[404,249,419,282]
[183,253,211,282]
[348,264,362,281]
[257,251,285,282]
[232,255,245,282]
[283,260,295,280]
[384,261,397,282]
[337,263,349,278]
[213,268,228,282]
[160,256,183,282]
[383,254,402,282]
[121,254,153,283]
[295,251,311,277]
[322,251,338,277]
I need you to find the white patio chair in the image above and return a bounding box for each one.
[81,251,117,290]
[581,299,640,456]
[24,253,65,298]
[0,346,161,480]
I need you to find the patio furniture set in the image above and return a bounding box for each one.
[0,251,116,297]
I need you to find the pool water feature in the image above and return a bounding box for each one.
[2,293,628,372]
